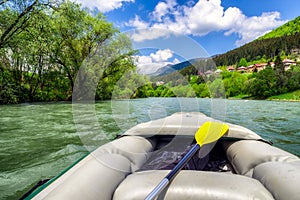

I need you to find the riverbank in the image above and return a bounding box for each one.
[267,90,300,102]
[228,90,300,102]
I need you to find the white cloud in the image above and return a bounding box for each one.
[151,0,177,22]
[134,49,178,74]
[150,49,173,62]
[126,0,286,46]
[73,0,134,13]
[228,12,285,46]
[126,15,149,29]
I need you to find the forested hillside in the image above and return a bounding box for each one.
[259,16,300,39]
[213,16,300,66]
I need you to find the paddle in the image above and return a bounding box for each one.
[144,121,229,200]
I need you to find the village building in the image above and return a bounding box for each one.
[247,65,255,72]
[254,63,268,72]
[237,66,247,73]
[227,66,235,72]
[215,69,223,74]
[155,81,165,86]
[204,70,214,76]
[283,58,297,71]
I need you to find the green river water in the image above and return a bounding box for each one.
[0,98,299,199]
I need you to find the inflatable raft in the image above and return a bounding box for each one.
[27,112,300,200]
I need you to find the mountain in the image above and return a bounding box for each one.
[213,16,300,66]
[150,58,216,85]
[150,58,203,77]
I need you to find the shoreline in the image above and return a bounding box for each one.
[2,96,300,106]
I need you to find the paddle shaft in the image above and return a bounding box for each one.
[144,144,200,200]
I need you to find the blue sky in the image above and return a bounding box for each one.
[73,0,300,74]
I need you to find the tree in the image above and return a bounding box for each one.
[223,72,247,97]
[246,67,276,98]
[274,55,288,94]
[0,1,137,103]
[209,79,226,98]
[0,0,60,48]
[50,2,116,93]
[238,58,248,67]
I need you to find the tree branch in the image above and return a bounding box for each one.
[0,0,38,48]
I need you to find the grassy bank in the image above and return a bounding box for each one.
[229,90,300,101]
[267,90,300,101]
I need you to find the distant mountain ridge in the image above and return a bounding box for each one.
[150,58,202,76]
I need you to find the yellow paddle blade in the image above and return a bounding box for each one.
[195,122,229,146]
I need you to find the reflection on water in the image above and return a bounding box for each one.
[0,98,299,199]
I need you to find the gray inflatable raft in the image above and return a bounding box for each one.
[29,112,300,200]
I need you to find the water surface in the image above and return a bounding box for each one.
[0,98,299,199]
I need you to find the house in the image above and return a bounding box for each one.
[237,66,247,73]
[283,58,296,66]
[156,81,165,86]
[227,66,235,72]
[247,65,255,72]
[215,69,223,74]
[204,70,214,75]
[283,58,297,71]
[254,63,268,72]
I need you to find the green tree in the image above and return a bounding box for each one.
[223,72,247,97]
[0,0,59,48]
[0,1,136,103]
[50,2,117,93]
[238,58,248,67]
[209,79,225,98]
[0,66,18,103]
[274,55,288,94]
[246,66,276,98]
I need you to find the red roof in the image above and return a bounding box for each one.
[283,59,296,63]
[254,63,267,67]
[237,66,247,71]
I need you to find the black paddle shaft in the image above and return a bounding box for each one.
[166,144,200,180]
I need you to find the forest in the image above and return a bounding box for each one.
[213,16,300,67]
[213,32,300,67]
[0,0,143,104]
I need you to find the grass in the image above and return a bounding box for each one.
[267,90,300,101]
[229,94,252,99]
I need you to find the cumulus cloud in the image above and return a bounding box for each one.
[126,0,286,46]
[150,49,173,62]
[73,0,134,13]
[134,49,178,74]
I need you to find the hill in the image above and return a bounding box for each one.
[213,16,300,66]
[150,58,201,76]
[151,59,215,85]
[259,16,300,40]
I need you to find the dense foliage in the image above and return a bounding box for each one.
[146,55,300,99]
[213,16,300,66]
[259,16,300,40]
[0,0,138,104]
[213,32,300,66]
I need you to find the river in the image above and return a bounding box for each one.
[0,98,299,199]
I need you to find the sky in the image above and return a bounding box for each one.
[73,0,300,74]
